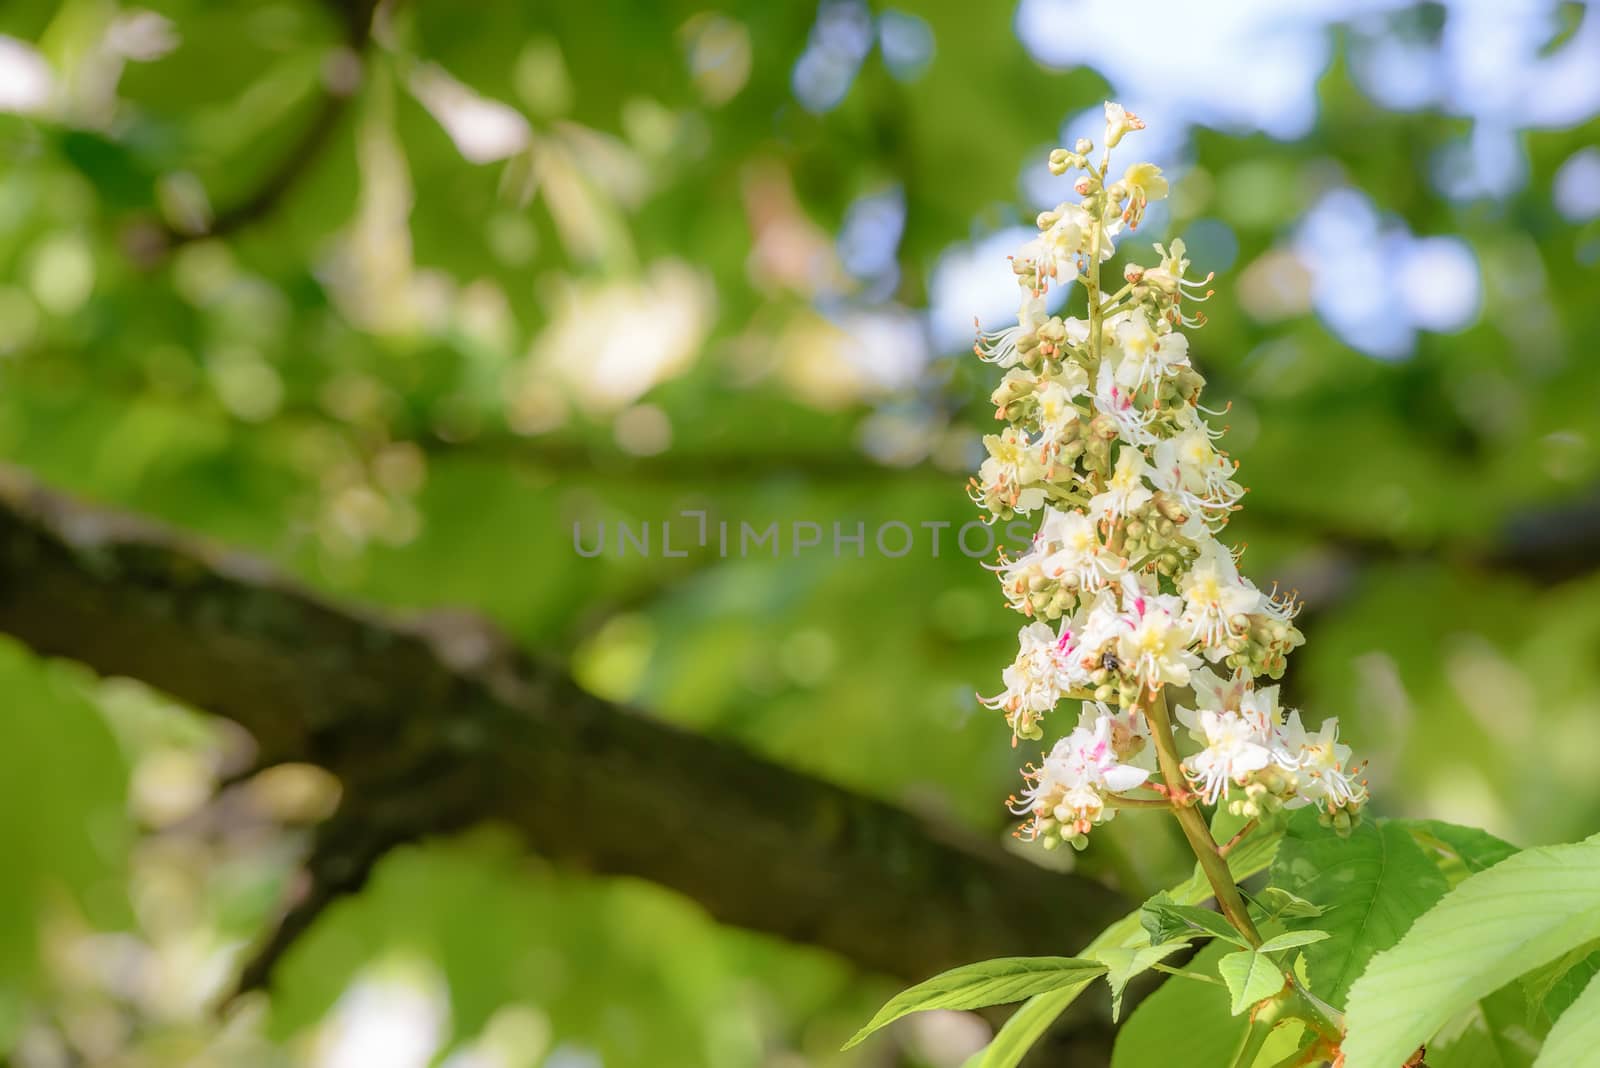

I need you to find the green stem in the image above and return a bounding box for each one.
[1087,213,1103,364]
[1104,794,1171,810]
[1142,689,1262,948]
[1152,962,1224,987]
[1100,280,1135,308]
[1230,1012,1278,1068]
[1261,1032,1332,1068]
[1145,694,1345,1041]
[1220,817,1260,857]
[1281,983,1345,1042]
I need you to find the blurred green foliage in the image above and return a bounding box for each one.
[0,0,1598,1064]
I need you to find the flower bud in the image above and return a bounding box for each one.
[1048,148,1072,175]
[1074,137,1092,155]
[1153,492,1188,524]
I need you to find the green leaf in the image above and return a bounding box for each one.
[966,980,1101,1068]
[1521,939,1600,1029]
[1476,985,1542,1068]
[1428,1027,1502,1068]
[55,129,156,210]
[1140,890,1191,946]
[1248,886,1325,922]
[1218,949,1288,1015]
[0,644,131,991]
[1095,826,1285,953]
[843,957,1107,1049]
[1543,950,1600,1024]
[1257,930,1331,954]
[1406,984,1538,1068]
[1342,833,1600,1068]
[1112,943,1250,1068]
[1095,940,1192,1022]
[971,828,1286,1068]
[1530,968,1600,1068]
[1398,819,1521,885]
[1149,903,1251,947]
[1270,811,1449,1008]
[1260,1023,1311,1066]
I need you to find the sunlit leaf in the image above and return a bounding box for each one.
[1530,968,1600,1068]
[1217,949,1288,1015]
[1343,834,1600,1068]
[1096,939,1191,1022]
[1257,930,1331,954]
[1270,812,1449,1008]
[843,957,1107,1049]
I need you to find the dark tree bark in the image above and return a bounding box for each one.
[0,466,1130,1000]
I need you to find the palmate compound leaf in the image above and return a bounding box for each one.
[843,957,1107,1049]
[1342,833,1600,1068]
[1269,810,1450,1008]
[968,825,1286,1068]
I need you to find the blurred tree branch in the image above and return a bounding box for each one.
[428,433,1600,585]
[0,466,1129,998]
[150,0,378,251]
